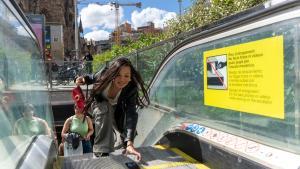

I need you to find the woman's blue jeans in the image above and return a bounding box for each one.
[82,140,92,153]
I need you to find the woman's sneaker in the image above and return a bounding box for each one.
[94,152,109,158]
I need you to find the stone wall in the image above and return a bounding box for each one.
[16,0,75,57]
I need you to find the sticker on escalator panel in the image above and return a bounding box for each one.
[178,122,300,169]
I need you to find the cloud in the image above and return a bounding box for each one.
[80,5,176,40]
[84,30,110,41]
[80,3,124,30]
[131,7,176,29]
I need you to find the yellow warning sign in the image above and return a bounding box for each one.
[203,36,284,119]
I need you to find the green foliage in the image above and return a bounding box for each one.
[165,0,267,37]
[93,51,111,72]
[93,34,165,71]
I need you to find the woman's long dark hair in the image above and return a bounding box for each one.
[84,57,150,113]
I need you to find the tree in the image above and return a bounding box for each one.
[165,0,267,37]
[92,34,165,72]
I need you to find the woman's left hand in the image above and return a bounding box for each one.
[125,145,141,161]
[84,135,90,140]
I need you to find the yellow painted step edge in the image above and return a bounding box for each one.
[141,161,201,169]
[148,145,210,169]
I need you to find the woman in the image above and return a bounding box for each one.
[13,103,51,136]
[59,105,94,155]
[76,57,150,160]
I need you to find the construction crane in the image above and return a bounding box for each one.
[110,1,141,45]
[78,1,141,45]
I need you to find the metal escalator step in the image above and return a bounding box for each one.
[59,145,209,169]
[140,145,209,169]
[63,154,127,169]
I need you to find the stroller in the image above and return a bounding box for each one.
[63,132,83,156]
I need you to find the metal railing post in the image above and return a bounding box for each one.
[49,61,52,89]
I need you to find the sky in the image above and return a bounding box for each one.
[77,0,193,41]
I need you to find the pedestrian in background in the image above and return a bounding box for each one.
[58,104,94,156]
[45,48,52,61]
[83,52,93,73]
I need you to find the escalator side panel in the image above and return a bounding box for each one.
[158,131,269,169]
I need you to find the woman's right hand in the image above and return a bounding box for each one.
[75,76,85,85]
[124,145,141,161]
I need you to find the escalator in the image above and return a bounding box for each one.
[48,1,300,169]
[7,0,300,168]
[50,91,208,169]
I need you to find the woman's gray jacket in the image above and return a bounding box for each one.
[84,72,138,143]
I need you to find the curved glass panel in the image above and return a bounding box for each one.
[149,18,300,154]
[0,1,54,168]
[133,41,176,86]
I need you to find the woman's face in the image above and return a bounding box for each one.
[23,110,34,119]
[113,66,131,89]
[74,106,81,115]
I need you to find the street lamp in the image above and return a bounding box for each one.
[178,0,182,19]
[74,0,80,59]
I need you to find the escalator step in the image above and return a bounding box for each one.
[56,145,209,169]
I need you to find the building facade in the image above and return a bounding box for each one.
[16,0,76,59]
